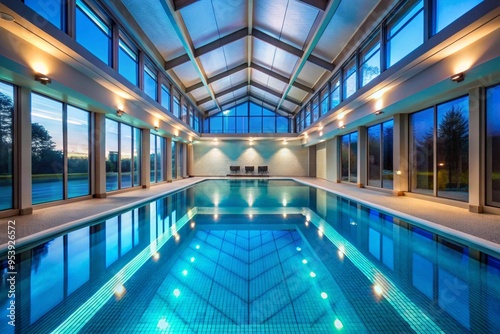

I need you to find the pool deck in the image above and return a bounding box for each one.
[1,177,500,252]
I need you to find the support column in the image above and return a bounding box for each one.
[469,87,484,212]
[393,114,409,196]
[176,142,181,180]
[18,87,32,214]
[166,137,173,182]
[182,143,188,178]
[187,143,194,177]
[141,128,151,188]
[93,113,107,198]
[357,126,367,188]
[309,146,317,177]
[326,136,340,182]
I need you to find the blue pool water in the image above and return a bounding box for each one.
[1,179,500,333]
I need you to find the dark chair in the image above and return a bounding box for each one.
[229,166,240,174]
[258,166,268,174]
[245,166,254,173]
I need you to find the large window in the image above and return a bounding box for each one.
[312,96,320,122]
[205,102,289,133]
[410,96,469,201]
[118,37,138,85]
[106,119,140,191]
[320,87,329,116]
[360,36,381,87]
[410,107,434,195]
[150,133,164,183]
[76,0,111,65]
[144,64,158,101]
[386,0,424,68]
[343,58,357,99]
[161,83,171,112]
[32,94,90,204]
[173,92,180,118]
[181,100,188,124]
[0,82,14,211]
[368,120,394,189]
[31,94,63,204]
[67,106,90,198]
[433,0,482,34]
[340,132,358,183]
[486,84,500,207]
[25,0,64,30]
[330,76,341,109]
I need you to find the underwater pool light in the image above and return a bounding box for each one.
[114,284,126,299]
[374,284,383,296]
[195,245,200,250]
[302,259,308,264]
[173,289,181,298]
[190,257,195,263]
[296,247,302,252]
[334,319,343,330]
[310,271,316,278]
[182,270,188,276]
[157,318,169,330]
[321,292,328,299]
[152,252,160,261]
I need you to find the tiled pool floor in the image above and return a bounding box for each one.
[83,227,367,333]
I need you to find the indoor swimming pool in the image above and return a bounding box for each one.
[1,179,499,333]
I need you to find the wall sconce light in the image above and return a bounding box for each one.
[451,72,465,82]
[374,110,384,115]
[154,126,159,132]
[116,109,125,117]
[339,121,345,129]
[0,12,15,22]
[34,73,51,85]
[283,139,288,145]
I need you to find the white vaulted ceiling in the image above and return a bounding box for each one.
[120,0,381,116]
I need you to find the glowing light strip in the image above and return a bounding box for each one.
[51,208,197,334]
[303,208,444,334]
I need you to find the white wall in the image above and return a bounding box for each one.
[192,140,309,176]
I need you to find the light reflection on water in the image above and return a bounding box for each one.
[0,180,498,334]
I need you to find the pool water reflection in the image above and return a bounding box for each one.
[0,180,499,333]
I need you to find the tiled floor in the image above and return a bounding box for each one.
[88,228,368,333]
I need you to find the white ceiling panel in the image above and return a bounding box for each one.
[250,85,268,99]
[189,86,207,100]
[254,0,288,39]
[232,86,249,99]
[120,0,185,59]
[218,92,237,105]
[262,93,280,104]
[271,48,299,77]
[250,68,271,85]
[179,0,219,49]
[314,0,380,61]
[198,48,227,77]
[287,86,309,102]
[281,100,297,112]
[297,61,327,87]
[251,71,269,86]
[222,38,248,69]
[210,77,233,93]
[228,70,248,85]
[252,38,277,69]
[173,61,204,87]
[200,100,216,111]
[280,0,319,49]
[212,0,247,36]
[267,76,287,93]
